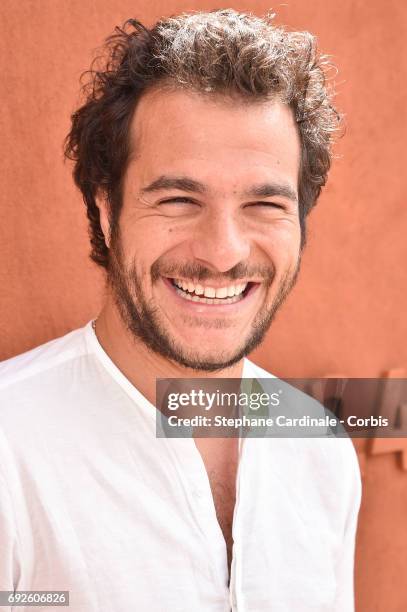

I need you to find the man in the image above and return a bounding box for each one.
[0,9,361,611]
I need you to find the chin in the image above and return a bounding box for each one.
[176,335,243,358]
[169,344,247,372]
[191,350,238,365]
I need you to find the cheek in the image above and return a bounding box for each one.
[257,224,301,265]
[119,222,177,268]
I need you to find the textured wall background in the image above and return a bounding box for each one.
[1,1,406,609]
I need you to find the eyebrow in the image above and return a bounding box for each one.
[141,176,206,194]
[244,183,298,204]
[141,175,298,203]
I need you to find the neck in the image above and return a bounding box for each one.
[94,298,245,407]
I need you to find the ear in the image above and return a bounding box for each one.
[95,193,111,249]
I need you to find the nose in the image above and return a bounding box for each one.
[190,209,251,273]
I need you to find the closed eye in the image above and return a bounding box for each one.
[246,201,286,210]
[159,197,198,205]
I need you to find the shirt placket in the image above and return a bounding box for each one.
[229,432,245,612]
[166,436,232,608]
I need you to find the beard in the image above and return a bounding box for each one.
[107,230,301,372]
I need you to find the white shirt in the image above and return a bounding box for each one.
[0,321,361,611]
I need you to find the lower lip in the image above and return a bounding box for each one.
[161,277,261,314]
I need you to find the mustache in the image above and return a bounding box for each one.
[150,259,275,285]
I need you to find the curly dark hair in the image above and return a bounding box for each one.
[64,9,341,269]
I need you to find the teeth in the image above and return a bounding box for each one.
[174,286,244,305]
[194,284,204,295]
[203,287,216,298]
[215,287,228,299]
[173,278,248,299]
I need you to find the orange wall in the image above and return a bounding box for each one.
[1,1,406,609]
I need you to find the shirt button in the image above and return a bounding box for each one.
[193,489,204,499]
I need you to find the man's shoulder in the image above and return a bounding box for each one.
[0,323,90,393]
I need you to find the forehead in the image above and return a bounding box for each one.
[128,87,301,189]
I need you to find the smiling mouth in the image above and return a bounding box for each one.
[167,277,258,305]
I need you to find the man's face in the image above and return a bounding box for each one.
[106,88,302,371]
